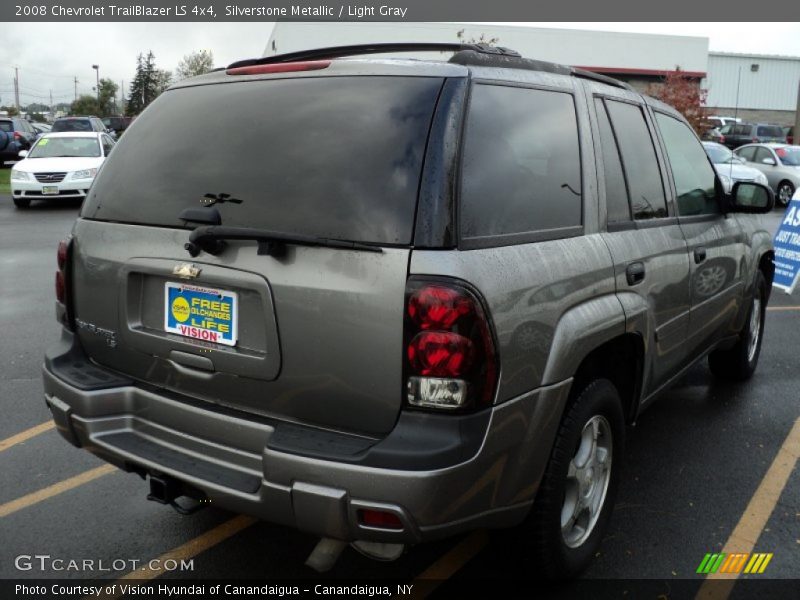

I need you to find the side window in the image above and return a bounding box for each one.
[655,113,719,216]
[594,98,631,223]
[460,84,582,240]
[605,100,668,220]
[754,147,774,165]
[737,146,756,161]
[719,124,733,135]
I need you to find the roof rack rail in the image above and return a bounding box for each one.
[571,68,633,91]
[228,43,631,92]
[227,43,520,68]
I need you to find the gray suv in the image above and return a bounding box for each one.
[43,43,775,578]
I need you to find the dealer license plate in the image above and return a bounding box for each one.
[164,282,237,346]
[42,186,58,195]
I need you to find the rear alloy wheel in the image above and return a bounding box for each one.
[520,379,625,579]
[13,197,30,209]
[777,181,795,207]
[709,271,767,381]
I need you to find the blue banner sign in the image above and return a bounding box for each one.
[773,197,800,293]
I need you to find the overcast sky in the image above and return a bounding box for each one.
[2,22,800,107]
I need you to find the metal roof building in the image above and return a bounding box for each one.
[265,23,800,125]
[265,22,709,90]
[703,52,800,123]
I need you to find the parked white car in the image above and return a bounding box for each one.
[10,131,115,208]
[702,141,768,192]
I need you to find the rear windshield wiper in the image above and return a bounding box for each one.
[185,226,383,258]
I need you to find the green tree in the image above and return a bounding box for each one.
[176,50,214,80]
[456,29,499,46]
[2,105,20,116]
[70,94,99,116]
[127,51,162,116]
[154,69,173,94]
[97,78,119,116]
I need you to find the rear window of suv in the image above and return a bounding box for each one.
[52,119,93,132]
[0,121,12,133]
[757,125,784,138]
[82,76,444,245]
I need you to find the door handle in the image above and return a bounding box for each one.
[626,262,645,286]
[694,247,707,264]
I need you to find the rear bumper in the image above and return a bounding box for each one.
[43,332,570,544]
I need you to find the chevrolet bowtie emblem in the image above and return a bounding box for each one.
[172,263,201,279]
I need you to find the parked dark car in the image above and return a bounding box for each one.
[51,116,113,137]
[43,43,776,579]
[101,115,133,135]
[0,117,38,165]
[784,126,794,145]
[719,122,786,149]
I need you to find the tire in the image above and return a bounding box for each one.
[708,271,767,381]
[12,198,30,209]
[776,181,795,208]
[517,379,625,579]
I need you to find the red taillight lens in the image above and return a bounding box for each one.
[752,137,759,142]
[55,271,66,304]
[719,135,725,143]
[57,240,69,270]
[408,285,472,330]
[408,332,474,377]
[13,131,21,140]
[55,239,73,329]
[403,279,498,411]
[226,60,331,75]
[358,509,403,530]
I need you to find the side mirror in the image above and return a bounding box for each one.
[762,157,777,166]
[730,181,774,213]
[18,150,28,158]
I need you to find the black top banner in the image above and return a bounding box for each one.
[4,0,799,21]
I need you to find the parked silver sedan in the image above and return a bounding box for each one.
[734,143,800,207]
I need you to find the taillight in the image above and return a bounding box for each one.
[226,60,331,75]
[404,278,498,411]
[752,137,759,142]
[719,135,726,143]
[56,239,73,329]
[13,131,21,140]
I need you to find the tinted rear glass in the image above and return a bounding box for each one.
[52,120,93,132]
[82,76,443,245]
[0,121,12,133]
[460,84,582,240]
[757,125,784,137]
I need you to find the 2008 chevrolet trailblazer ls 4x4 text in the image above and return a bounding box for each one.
[43,43,775,578]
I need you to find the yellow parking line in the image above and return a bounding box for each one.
[0,421,55,452]
[766,305,800,311]
[404,531,489,599]
[91,515,257,600]
[695,417,800,600]
[0,464,116,518]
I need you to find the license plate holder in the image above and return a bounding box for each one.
[164,282,237,346]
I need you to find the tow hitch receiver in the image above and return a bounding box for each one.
[146,474,208,515]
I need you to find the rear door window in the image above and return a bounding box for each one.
[754,147,775,164]
[83,76,444,245]
[459,83,582,241]
[605,100,667,220]
[0,121,12,133]
[737,146,756,161]
[594,98,631,223]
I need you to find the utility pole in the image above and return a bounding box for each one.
[74,76,78,101]
[13,67,20,110]
[49,90,53,119]
[120,80,125,114]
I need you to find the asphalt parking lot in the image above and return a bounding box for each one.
[0,196,797,598]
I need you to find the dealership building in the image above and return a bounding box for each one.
[265,23,800,126]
